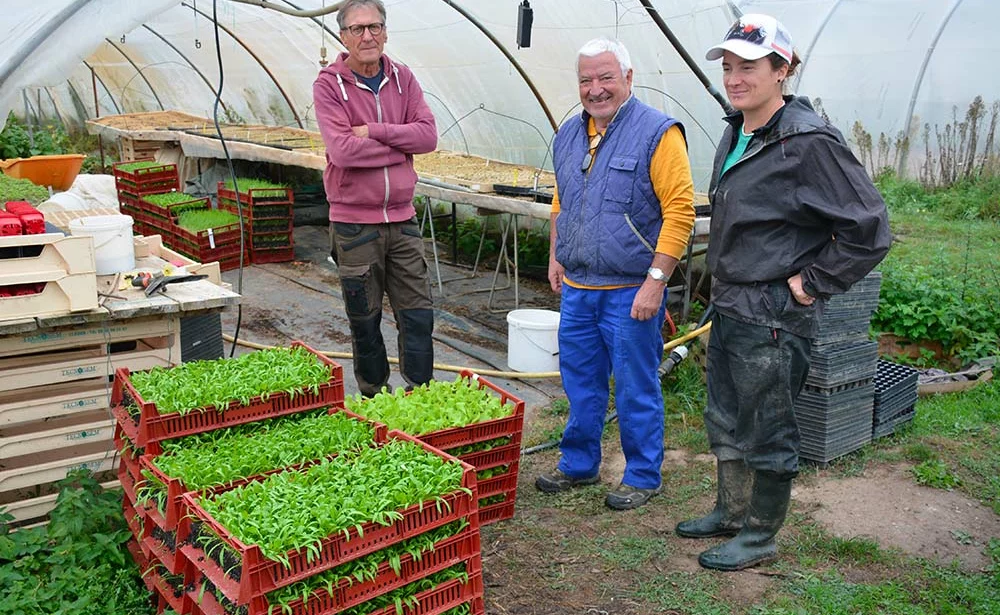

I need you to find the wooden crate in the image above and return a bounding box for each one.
[0,446,117,495]
[0,378,110,428]
[0,315,176,358]
[0,273,99,322]
[0,233,96,279]
[2,479,119,524]
[0,334,179,393]
[134,234,222,286]
[0,411,114,460]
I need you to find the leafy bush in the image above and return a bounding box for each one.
[872,259,1000,363]
[0,112,70,159]
[0,470,154,615]
[877,171,1000,221]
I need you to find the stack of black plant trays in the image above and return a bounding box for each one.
[796,271,882,465]
[872,359,919,438]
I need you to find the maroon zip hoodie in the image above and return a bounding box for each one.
[313,52,437,224]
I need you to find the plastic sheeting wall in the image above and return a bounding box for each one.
[2,0,998,188]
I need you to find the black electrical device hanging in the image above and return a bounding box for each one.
[516,0,533,49]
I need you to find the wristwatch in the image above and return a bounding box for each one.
[647,267,667,282]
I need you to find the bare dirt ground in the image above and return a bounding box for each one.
[796,463,1000,572]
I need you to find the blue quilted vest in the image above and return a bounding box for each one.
[553,96,681,286]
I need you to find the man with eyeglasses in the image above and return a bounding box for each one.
[535,38,695,510]
[313,0,437,397]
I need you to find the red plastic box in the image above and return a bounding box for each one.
[178,431,478,605]
[111,341,344,447]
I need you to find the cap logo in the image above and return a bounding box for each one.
[727,21,766,45]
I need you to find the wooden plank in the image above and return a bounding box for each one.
[4,479,120,523]
[0,414,114,460]
[0,336,178,393]
[415,182,552,220]
[0,378,110,428]
[0,316,176,357]
[0,448,117,494]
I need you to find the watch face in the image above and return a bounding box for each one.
[648,267,665,281]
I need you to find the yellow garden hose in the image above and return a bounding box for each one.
[222,321,712,380]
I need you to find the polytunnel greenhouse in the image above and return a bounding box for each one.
[2,2,999,615]
[3,0,998,186]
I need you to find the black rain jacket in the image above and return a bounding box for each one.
[706,96,891,338]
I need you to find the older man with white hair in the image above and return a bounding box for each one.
[536,38,695,510]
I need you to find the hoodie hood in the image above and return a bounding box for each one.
[320,52,403,101]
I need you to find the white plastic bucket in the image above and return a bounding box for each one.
[506,309,560,373]
[69,215,135,275]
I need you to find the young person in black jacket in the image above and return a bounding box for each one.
[675,14,891,571]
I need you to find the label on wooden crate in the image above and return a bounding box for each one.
[0,317,175,357]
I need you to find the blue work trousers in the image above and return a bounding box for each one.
[557,284,667,489]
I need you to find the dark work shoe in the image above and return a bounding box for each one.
[605,482,662,510]
[535,469,599,493]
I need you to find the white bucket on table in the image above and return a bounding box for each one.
[69,215,135,275]
[506,309,560,373]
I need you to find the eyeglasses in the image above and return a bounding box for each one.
[581,132,603,172]
[343,22,384,37]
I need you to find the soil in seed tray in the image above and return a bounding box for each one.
[152,525,177,552]
[191,521,243,582]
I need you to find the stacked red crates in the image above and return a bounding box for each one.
[144,196,246,270]
[180,432,484,615]
[113,159,180,213]
[216,181,295,264]
[1,202,49,298]
[3,201,45,234]
[110,342,350,613]
[415,372,525,526]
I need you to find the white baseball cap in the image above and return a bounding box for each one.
[706,14,794,64]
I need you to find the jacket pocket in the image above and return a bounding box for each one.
[605,155,637,203]
[623,213,655,254]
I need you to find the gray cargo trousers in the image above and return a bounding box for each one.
[704,311,812,477]
[330,218,434,396]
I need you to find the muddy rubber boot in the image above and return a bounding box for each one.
[697,471,792,571]
[675,460,752,538]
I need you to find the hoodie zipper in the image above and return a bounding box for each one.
[374,89,390,223]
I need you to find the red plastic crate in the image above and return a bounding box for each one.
[249,245,295,264]
[219,199,293,223]
[170,209,243,252]
[365,567,484,615]
[217,181,293,206]
[414,371,526,452]
[166,236,245,268]
[3,201,33,214]
[476,462,519,499]
[114,160,180,189]
[178,431,478,606]
[148,565,191,615]
[138,406,386,533]
[111,341,344,447]
[126,536,149,571]
[192,525,482,615]
[139,195,210,222]
[144,529,187,575]
[0,212,22,236]
[478,490,516,526]
[454,441,520,471]
[123,495,147,544]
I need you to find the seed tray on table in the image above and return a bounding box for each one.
[137,407,387,532]
[111,341,344,447]
[190,524,482,615]
[177,430,478,606]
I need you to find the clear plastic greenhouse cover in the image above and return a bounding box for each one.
[1,0,996,188]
